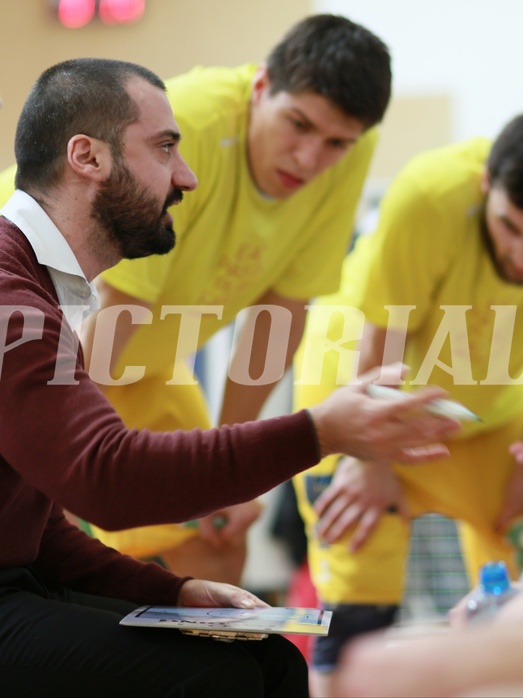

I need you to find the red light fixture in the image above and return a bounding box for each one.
[57,0,96,28]
[53,0,145,28]
[98,0,145,25]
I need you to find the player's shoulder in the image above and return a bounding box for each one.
[403,137,490,179]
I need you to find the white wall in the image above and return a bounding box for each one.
[315,0,523,142]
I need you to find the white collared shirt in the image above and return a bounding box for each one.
[0,190,99,330]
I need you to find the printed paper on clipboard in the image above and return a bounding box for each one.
[120,606,332,641]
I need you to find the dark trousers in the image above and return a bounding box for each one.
[0,567,309,698]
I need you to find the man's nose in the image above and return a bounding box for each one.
[173,154,198,192]
[293,139,322,174]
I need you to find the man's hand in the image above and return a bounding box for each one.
[308,363,461,463]
[178,579,269,609]
[315,457,409,551]
[196,500,264,547]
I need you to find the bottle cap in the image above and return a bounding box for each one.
[480,561,511,595]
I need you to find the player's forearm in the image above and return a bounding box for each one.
[220,379,277,425]
[220,293,307,425]
[357,323,406,378]
[78,279,151,379]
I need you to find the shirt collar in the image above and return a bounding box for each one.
[0,190,99,329]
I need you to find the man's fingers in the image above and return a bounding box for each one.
[316,494,352,538]
[357,361,407,388]
[321,503,362,543]
[389,413,459,447]
[350,508,380,552]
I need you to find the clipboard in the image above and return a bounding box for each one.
[120,605,332,642]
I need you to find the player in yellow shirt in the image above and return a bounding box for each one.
[294,116,523,696]
[0,14,392,583]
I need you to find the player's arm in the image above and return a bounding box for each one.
[209,290,307,547]
[195,289,307,546]
[357,321,405,375]
[314,320,411,550]
[219,289,308,426]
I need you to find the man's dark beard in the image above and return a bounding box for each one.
[91,159,183,260]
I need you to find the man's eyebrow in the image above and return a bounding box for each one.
[155,129,181,143]
[287,107,358,142]
[288,107,313,126]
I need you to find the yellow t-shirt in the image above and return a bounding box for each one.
[95,64,378,384]
[0,164,16,202]
[292,138,523,603]
[297,137,523,438]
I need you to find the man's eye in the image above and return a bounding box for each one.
[330,140,351,150]
[291,119,307,131]
[500,218,520,236]
[161,143,173,153]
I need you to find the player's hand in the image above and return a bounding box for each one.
[196,500,264,547]
[308,362,461,463]
[177,579,269,609]
[315,457,409,551]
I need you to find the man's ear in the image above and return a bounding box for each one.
[67,135,112,181]
[250,64,271,105]
[480,166,490,195]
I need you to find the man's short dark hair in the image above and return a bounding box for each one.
[487,115,523,209]
[15,58,165,193]
[266,14,392,128]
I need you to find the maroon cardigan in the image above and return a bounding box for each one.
[0,217,319,605]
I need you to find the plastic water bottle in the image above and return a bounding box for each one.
[465,561,520,624]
